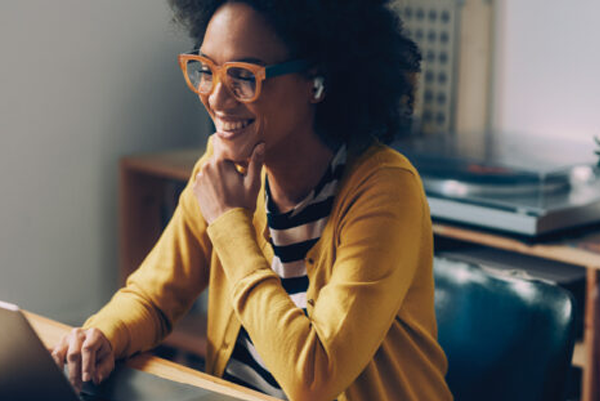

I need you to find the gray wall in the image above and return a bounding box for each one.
[0,1,209,324]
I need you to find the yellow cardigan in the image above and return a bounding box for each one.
[84,140,452,401]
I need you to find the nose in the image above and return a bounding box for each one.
[207,80,238,111]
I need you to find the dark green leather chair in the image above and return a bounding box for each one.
[433,257,577,401]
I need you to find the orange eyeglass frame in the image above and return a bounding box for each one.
[178,53,311,103]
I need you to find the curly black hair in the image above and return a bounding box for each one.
[168,0,421,147]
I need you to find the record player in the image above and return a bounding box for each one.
[392,133,600,237]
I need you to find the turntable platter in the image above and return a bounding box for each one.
[417,157,571,197]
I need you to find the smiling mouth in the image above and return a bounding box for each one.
[215,118,255,138]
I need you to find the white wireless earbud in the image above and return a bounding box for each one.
[313,76,325,100]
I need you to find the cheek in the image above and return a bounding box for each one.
[262,94,312,135]
[199,95,214,118]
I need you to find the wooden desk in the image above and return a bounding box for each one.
[119,148,600,401]
[25,311,278,401]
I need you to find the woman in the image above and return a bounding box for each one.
[52,1,452,400]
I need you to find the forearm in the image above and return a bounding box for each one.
[84,168,213,359]
[82,288,170,359]
[208,207,413,401]
[208,209,338,400]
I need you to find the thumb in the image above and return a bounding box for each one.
[245,143,265,190]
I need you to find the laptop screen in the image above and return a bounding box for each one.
[0,301,80,401]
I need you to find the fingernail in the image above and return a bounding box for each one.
[83,372,90,382]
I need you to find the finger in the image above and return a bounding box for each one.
[216,156,240,177]
[194,164,206,189]
[94,337,113,366]
[66,329,85,393]
[81,330,103,383]
[245,143,265,190]
[94,351,115,385]
[92,334,114,384]
[204,150,240,180]
[51,336,69,370]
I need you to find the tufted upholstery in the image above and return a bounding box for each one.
[433,257,577,401]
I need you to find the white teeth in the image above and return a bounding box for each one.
[218,119,252,131]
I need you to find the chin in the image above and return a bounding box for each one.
[220,141,255,164]
[213,118,264,164]
[212,131,258,164]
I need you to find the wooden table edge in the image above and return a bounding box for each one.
[24,311,279,401]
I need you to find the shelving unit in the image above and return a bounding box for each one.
[119,148,600,401]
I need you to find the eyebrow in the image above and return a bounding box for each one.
[198,50,266,66]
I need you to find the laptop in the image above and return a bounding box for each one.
[0,301,246,401]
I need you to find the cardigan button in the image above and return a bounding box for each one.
[307,258,314,264]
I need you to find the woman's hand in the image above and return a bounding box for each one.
[51,328,115,394]
[194,137,265,225]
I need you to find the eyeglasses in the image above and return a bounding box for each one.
[178,52,310,103]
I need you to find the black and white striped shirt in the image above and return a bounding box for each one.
[222,145,347,399]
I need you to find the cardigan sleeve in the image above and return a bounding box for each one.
[207,166,429,401]
[83,142,215,359]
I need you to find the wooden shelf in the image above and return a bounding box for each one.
[118,148,203,282]
[121,148,204,181]
[573,340,586,369]
[433,223,600,270]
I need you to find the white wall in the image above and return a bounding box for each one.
[492,0,600,145]
[0,1,209,324]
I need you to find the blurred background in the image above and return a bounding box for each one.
[0,0,598,326]
[0,0,210,324]
[492,0,599,143]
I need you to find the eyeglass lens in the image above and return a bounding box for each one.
[185,60,257,101]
